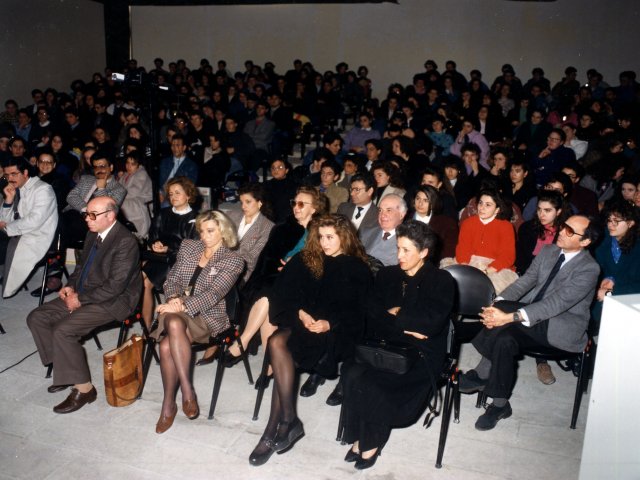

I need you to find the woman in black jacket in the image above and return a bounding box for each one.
[340,221,455,470]
[249,214,372,466]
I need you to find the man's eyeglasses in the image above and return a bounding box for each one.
[82,210,111,221]
[290,200,312,209]
[350,187,364,193]
[561,222,584,237]
[271,165,285,170]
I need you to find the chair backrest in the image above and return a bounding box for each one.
[444,265,496,318]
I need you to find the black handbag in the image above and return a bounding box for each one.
[355,339,422,375]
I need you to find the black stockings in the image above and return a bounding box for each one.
[158,314,195,416]
[254,328,296,455]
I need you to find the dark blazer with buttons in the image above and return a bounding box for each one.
[500,244,599,352]
[337,202,378,232]
[67,221,142,320]
[163,239,244,335]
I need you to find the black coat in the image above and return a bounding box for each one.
[270,253,372,376]
[342,262,454,440]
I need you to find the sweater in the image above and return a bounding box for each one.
[456,215,516,271]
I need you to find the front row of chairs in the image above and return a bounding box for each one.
[36,264,594,469]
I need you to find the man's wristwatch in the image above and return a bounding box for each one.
[513,311,522,323]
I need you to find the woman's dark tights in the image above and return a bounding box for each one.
[158,314,195,417]
[254,328,296,455]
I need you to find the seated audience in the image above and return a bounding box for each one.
[337,172,378,232]
[0,156,58,297]
[27,196,141,413]
[249,214,372,466]
[360,194,407,266]
[371,160,406,206]
[151,210,244,433]
[459,215,600,430]
[341,220,454,470]
[318,160,349,213]
[264,158,299,224]
[158,134,198,204]
[117,150,153,239]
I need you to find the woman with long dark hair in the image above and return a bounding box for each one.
[249,214,372,466]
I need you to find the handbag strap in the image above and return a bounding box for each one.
[422,362,441,429]
[105,336,144,402]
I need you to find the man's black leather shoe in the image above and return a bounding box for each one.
[326,381,343,406]
[475,402,512,431]
[458,370,488,393]
[300,373,325,397]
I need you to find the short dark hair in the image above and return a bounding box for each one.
[90,150,111,164]
[1,156,31,173]
[460,142,481,156]
[396,220,437,254]
[320,159,342,176]
[581,215,601,245]
[350,172,375,191]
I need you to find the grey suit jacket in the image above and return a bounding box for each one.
[360,226,398,267]
[228,211,275,282]
[500,244,600,352]
[337,202,378,232]
[68,221,142,320]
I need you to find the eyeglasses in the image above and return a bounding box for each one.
[38,160,55,165]
[82,210,111,221]
[271,165,285,170]
[561,222,584,237]
[607,217,626,227]
[290,200,312,209]
[548,136,562,142]
[350,187,365,193]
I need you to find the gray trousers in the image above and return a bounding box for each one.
[27,298,117,386]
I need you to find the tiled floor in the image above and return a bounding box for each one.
[0,272,587,480]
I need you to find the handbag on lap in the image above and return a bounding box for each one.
[103,334,144,407]
[355,339,422,375]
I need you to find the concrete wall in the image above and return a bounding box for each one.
[130,0,640,98]
[0,0,105,106]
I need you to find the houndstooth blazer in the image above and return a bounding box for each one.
[164,239,244,335]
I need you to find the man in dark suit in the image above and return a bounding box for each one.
[459,215,600,430]
[27,196,142,414]
[359,194,408,266]
[337,172,378,232]
[158,134,199,204]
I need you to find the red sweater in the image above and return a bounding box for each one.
[455,215,516,271]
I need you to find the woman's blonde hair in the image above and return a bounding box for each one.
[301,214,367,278]
[195,210,238,249]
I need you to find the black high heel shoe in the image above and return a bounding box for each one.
[249,436,276,466]
[254,373,273,390]
[195,347,219,366]
[223,350,243,368]
[273,417,305,453]
[354,447,381,470]
[344,447,360,463]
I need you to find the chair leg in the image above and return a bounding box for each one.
[45,363,53,378]
[117,321,129,347]
[453,377,461,424]
[435,372,455,468]
[93,333,103,351]
[252,350,271,421]
[237,338,254,385]
[138,338,156,399]
[570,352,588,429]
[0,322,5,334]
[38,258,52,306]
[336,402,345,443]
[208,344,227,420]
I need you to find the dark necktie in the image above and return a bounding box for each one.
[532,253,565,303]
[382,232,391,241]
[355,206,363,220]
[77,237,102,293]
[13,188,20,220]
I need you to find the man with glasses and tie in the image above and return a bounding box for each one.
[337,172,378,232]
[27,196,141,413]
[0,157,58,297]
[458,215,600,430]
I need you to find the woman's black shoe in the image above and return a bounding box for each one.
[249,436,275,466]
[299,373,325,397]
[195,348,219,366]
[273,417,305,452]
[344,448,360,463]
[254,373,273,390]
[223,350,242,368]
[354,448,381,470]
